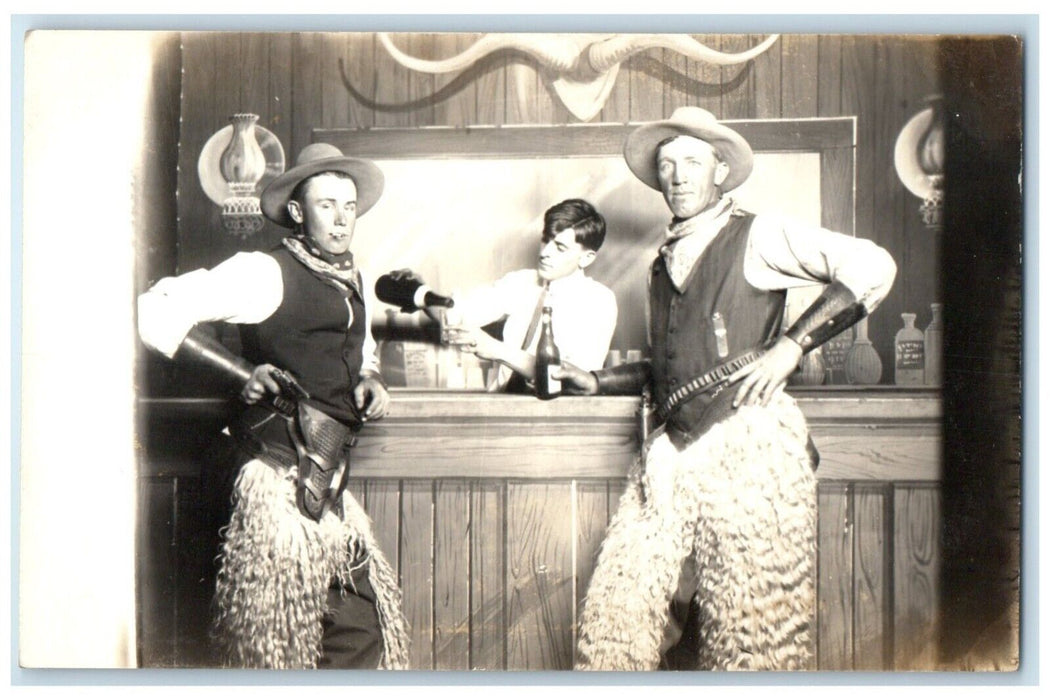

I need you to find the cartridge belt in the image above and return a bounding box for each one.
[657,349,763,420]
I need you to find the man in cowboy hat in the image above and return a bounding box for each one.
[138,143,410,669]
[557,107,897,671]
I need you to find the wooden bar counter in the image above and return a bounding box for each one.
[137,388,942,670]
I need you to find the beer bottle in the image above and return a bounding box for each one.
[534,306,561,400]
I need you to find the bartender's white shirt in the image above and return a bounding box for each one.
[453,268,618,388]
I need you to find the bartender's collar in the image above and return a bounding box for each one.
[666,197,735,240]
[543,267,588,291]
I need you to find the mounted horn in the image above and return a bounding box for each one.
[378,32,581,74]
[588,33,780,74]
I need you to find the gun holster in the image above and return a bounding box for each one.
[287,402,360,522]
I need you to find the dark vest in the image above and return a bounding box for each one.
[239,247,367,425]
[650,212,786,445]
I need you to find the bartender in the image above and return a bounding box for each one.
[441,198,618,391]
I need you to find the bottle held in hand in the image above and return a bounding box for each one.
[375,271,455,312]
[534,305,561,400]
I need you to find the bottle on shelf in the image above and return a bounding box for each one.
[799,347,826,386]
[924,303,944,386]
[845,317,883,385]
[894,312,925,385]
[534,306,561,401]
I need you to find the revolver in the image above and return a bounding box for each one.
[267,367,310,418]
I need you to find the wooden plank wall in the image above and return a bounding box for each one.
[138,472,941,670]
[137,393,944,670]
[172,32,943,385]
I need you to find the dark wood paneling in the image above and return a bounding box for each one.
[781,34,819,117]
[822,144,856,235]
[853,483,891,669]
[176,32,219,275]
[434,480,471,669]
[817,35,843,117]
[341,33,376,130]
[694,34,723,117]
[401,479,434,669]
[752,33,782,119]
[267,34,294,147]
[721,34,754,119]
[573,480,611,665]
[628,51,666,122]
[366,479,401,584]
[470,480,506,669]
[817,482,853,669]
[893,484,941,669]
[506,482,574,670]
[291,33,323,162]
[662,46,693,117]
[319,33,352,130]
[433,33,479,128]
[872,40,909,379]
[373,32,412,128]
[405,33,437,127]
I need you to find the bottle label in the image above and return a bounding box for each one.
[546,364,562,394]
[895,340,925,369]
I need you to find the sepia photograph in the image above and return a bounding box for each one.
[15,16,1025,680]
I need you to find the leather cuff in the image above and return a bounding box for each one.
[173,325,254,385]
[784,281,867,353]
[592,360,652,395]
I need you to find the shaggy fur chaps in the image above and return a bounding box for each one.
[575,392,817,671]
[212,459,411,669]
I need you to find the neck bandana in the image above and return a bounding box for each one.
[282,235,362,299]
[660,198,735,291]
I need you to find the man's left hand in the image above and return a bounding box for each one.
[728,336,803,408]
[353,374,390,421]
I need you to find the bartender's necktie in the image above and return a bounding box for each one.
[486,283,549,392]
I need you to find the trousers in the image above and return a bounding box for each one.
[318,566,384,669]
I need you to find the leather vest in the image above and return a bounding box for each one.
[649,212,786,445]
[239,247,367,425]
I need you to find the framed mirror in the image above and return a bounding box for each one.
[317,119,855,388]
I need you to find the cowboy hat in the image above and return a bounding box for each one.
[260,142,384,228]
[624,106,754,192]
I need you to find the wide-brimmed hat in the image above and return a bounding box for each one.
[624,106,754,192]
[260,142,384,228]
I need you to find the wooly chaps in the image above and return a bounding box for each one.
[212,459,410,669]
[575,393,817,671]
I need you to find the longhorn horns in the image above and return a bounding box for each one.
[586,33,780,73]
[377,32,582,74]
[377,32,780,78]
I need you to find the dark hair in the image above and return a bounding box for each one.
[542,198,607,252]
[289,170,355,206]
